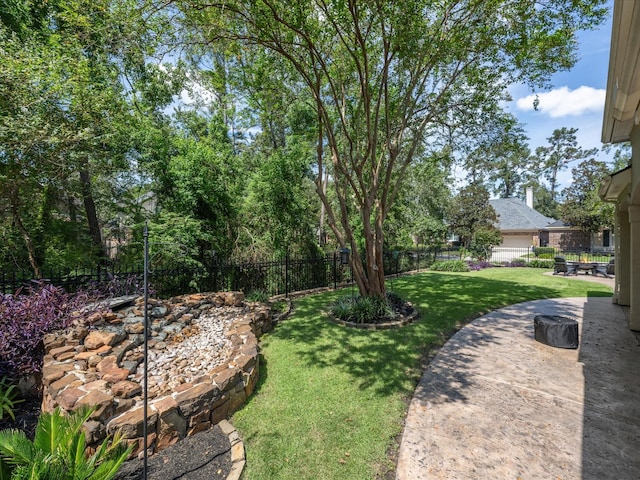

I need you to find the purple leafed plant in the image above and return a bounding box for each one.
[467,261,493,271]
[0,283,87,378]
[504,260,527,267]
[86,273,150,301]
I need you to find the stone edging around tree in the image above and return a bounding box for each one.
[40,291,272,459]
[328,305,419,330]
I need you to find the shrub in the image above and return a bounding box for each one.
[330,295,396,324]
[528,259,555,269]
[467,261,493,271]
[245,290,270,303]
[0,406,132,479]
[504,259,527,267]
[533,247,556,257]
[0,284,87,378]
[0,378,23,421]
[429,260,470,272]
[385,291,404,309]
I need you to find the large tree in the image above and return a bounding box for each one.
[447,183,498,249]
[166,1,605,296]
[559,158,616,233]
[464,114,530,198]
[534,127,598,204]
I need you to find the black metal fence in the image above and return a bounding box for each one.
[0,246,614,298]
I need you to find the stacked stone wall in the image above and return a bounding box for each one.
[40,291,271,457]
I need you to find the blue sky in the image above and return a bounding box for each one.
[504,1,614,189]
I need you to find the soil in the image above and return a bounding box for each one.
[1,397,233,480]
[0,395,41,439]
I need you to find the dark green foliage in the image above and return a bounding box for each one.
[330,294,398,324]
[0,378,23,421]
[528,259,555,269]
[0,406,131,480]
[429,260,470,272]
[534,247,556,257]
[245,290,270,303]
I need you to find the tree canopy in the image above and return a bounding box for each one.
[173,0,607,296]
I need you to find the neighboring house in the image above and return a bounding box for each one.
[489,195,555,248]
[545,220,615,253]
[600,0,640,331]
[489,191,614,252]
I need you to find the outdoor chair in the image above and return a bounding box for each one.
[553,257,576,276]
[594,258,615,278]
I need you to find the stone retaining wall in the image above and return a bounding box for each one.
[40,292,271,457]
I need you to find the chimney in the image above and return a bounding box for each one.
[526,187,534,209]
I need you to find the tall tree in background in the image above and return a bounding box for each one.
[447,183,498,249]
[175,0,607,297]
[534,127,598,204]
[479,115,530,198]
[560,158,614,232]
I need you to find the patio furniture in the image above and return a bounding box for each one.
[534,315,579,349]
[593,259,615,278]
[553,257,577,276]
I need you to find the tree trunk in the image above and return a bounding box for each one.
[9,190,41,278]
[79,164,107,262]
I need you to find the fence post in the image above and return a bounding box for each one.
[333,252,337,290]
[285,250,290,298]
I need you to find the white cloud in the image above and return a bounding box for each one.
[516,86,605,118]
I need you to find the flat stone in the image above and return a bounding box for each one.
[112,381,141,399]
[57,387,85,410]
[151,396,179,417]
[84,330,119,350]
[102,368,131,384]
[96,356,118,374]
[50,345,75,358]
[107,407,158,439]
[125,323,145,334]
[42,363,75,386]
[43,333,66,350]
[83,379,109,391]
[48,374,79,397]
[213,368,240,392]
[76,390,114,421]
[174,383,219,418]
[83,420,106,445]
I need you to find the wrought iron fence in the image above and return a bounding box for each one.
[0,246,614,297]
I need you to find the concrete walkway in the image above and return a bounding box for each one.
[396,287,640,479]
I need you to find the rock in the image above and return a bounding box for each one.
[83,420,106,445]
[174,383,219,418]
[48,374,79,397]
[96,356,118,374]
[112,381,142,398]
[49,345,76,359]
[76,390,114,421]
[42,363,75,386]
[102,368,131,384]
[107,407,158,439]
[84,331,119,350]
[125,323,145,334]
[57,387,85,410]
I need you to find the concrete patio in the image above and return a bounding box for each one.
[396,288,640,479]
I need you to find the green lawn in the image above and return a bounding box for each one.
[232,268,612,479]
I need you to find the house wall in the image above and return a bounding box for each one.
[547,230,591,250]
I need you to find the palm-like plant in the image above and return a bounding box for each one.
[0,406,132,480]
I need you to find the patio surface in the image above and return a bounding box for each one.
[396,276,640,479]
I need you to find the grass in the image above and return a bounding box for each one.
[232,268,612,479]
